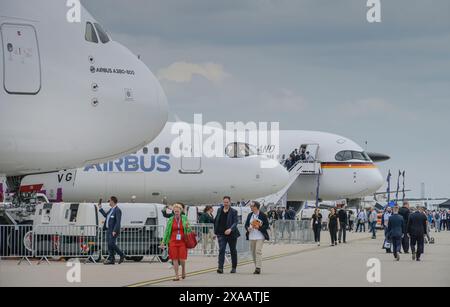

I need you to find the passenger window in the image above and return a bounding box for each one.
[94,23,110,44]
[143,147,149,154]
[154,147,160,155]
[85,22,99,43]
[165,147,171,155]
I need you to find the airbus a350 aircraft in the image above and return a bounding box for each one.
[0,1,168,185]
[256,131,386,201]
[20,123,387,205]
[20,123,290,204]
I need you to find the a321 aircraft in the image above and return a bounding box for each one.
[0,1,168,191]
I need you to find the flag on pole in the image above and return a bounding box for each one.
[402,171,406,202]
[395,170,401,204]
[386,170,392,206]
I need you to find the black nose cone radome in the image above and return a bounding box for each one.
[367,152,391,163]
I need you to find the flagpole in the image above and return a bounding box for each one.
[402,171,406,202]
[395,170,401,205]
[386,170,392,209]
[315,173,320,209]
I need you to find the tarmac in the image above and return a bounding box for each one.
[1,230,449,287]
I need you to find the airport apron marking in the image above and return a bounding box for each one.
[126,236,372,287]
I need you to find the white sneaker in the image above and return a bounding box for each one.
[317,243,320,246]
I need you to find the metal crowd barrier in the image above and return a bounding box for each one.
[188,224,251,262]
[99,225,165,262]
[272,220,314,244]
[0,224,166,265]
[188,224,250,259]
[33,225,102,264]
[0,222,312,265]
[0,225,34,264]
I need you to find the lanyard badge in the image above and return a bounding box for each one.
[176,217,182,241]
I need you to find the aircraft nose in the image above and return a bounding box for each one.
[369,168,384,193]
[130,62,169,146]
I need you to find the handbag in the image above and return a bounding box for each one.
[185,229,198,249]
[383,240,391,250]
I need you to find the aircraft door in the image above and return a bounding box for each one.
[180,129,203,174]
[1,23,41,94]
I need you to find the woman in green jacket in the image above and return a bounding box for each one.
[161,203,192,281]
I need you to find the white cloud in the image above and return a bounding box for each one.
[157,62,230,84]
[340,98,394,116]
[260,89,308,112]
[338,98,419,121]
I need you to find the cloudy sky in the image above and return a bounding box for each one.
[83,0,450,199]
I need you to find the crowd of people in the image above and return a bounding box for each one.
[96,196,448,281]
[311,206,351,246]
[283,147,315,170]
[99,196,271,281]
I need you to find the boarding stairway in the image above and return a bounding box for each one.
[256,159,322,208]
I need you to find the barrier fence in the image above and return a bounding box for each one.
[0,222,311,265]
[271,220,314,244]
[190,224,250,259]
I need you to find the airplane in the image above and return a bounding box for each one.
[20,124,386,205]
[19,123,290,204]
[256,130,386,201]
[0,1,168,188]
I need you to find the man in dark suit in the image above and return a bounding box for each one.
[388,206,405,261]
[338,206,348,244]
[398,202,411,253]
[407,207,427,261]
[214,196,240,274]
[99,197,126,265]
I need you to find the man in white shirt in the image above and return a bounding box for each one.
[356,210,367,232]
[368,208,378,239]
[245,201,269,275]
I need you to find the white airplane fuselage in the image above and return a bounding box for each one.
[0,1,168,176]
[20,124,384,205]
[20,123,290,204]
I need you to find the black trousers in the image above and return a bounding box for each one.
[217,235,238,269]
[402,233,410,253]
[391,236,402,257]
[107,232,125,261]
[410,235,424,258]
[329,225,338,244]
[313,224,321,242]
[338,224,347,242]
[348,221,354,231]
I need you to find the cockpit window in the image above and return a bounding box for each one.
[225,142,257,158]
[94,23,110,44]
[335,151,371,162]
[85,22,99,43]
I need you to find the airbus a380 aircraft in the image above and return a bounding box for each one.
[20,123,387,205]
[0,1,168,183]
[20,123,290,204]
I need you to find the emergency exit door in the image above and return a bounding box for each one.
[1,23,41,94]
